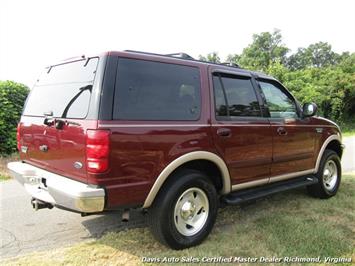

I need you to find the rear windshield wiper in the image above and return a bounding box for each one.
[61,85,92,119]
[42,85,91,128]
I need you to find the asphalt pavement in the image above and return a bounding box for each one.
[342,136,355,173]
[0,183,146,259]
[0,136,354,259]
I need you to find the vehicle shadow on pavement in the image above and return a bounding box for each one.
[81,188,308,240]
[81,209,147,239]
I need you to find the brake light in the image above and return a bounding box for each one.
[86,130,110,173]
[16,124,21,151]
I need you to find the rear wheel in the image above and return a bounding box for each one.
[147,169,218,249]
[307,149,341,198]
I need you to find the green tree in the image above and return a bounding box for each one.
[200,30,354,123]
[287,42,339,70]
[238,29,289,71]
[226,54,241,65]
[198,52,221,63]
[0,81,29,155]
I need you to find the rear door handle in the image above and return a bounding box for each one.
[217,128,231,137]
[277,127,287,136]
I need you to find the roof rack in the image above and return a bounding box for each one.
[124,50,241,69]
[221,62,240,68]
[165,53,194,60]
[124,50,165,57]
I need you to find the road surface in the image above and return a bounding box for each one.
[0,136,354,259]
[0,183,146,259]
[342,136,355,173]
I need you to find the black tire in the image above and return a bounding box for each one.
[147,169,218,250]
[307,149,341,199]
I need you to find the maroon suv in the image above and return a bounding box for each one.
[8,51,343,249]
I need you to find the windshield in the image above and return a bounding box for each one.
[23,57,98,119]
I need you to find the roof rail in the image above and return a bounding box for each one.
[124,50,165,57]
[123,50,241,69]
[165,53,194,60]
[221,62,241,68]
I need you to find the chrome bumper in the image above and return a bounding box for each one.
[7,161,105,213]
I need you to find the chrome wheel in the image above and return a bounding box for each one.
[323,159,338,191]
[174,187,209,236]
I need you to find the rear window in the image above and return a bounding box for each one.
[23,58,98,119]
[113,58,201,121]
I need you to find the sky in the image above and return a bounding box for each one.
[0,0,354,87]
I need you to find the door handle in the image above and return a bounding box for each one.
[217,128,231,137]
[277,127,287,136]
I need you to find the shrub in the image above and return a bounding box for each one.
[0,81,29,155]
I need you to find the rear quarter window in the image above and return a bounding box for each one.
[23,58,98,119]
[113,58,201,121]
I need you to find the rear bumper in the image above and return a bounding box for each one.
[7,161,105,213]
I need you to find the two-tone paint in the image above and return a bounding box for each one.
[18,51,343,211]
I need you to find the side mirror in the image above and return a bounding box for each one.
[302,102,317,117]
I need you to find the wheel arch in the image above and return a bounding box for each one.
[143,151,231,208]
[314,134,342,173]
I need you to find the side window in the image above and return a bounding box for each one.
[212,75,228,116]
[113,58,201,121]
[258,81,298,119]
[213,74,261,118]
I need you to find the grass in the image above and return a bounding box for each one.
[0,153,18,181]
[339,119,355,137]
[2,174,354,266]
[343,131,355,137]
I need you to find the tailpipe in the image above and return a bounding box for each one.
[31,198,53,211]
[122,209,130,222]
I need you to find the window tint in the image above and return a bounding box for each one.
[213,74,261,118]
[259,81,298,118]
[23,58,98,119]
[113,58,201,120]
[213,75,228,116]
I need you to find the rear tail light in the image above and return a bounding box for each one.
[16,123,21,151]
[86,130,110,173]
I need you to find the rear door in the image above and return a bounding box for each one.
[256,79,316,179]
[210,69,273,187]
[19,58,100,183]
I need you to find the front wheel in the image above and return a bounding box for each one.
[147,169,218,249]
[307,149,341,199]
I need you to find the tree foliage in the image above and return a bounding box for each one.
[234,29,289,71]
[286,42,339,70]
[0,81,29,155]
[199,30,355,123]
[198,52,221,63]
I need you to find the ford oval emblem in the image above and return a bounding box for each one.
[73,162,83,169]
